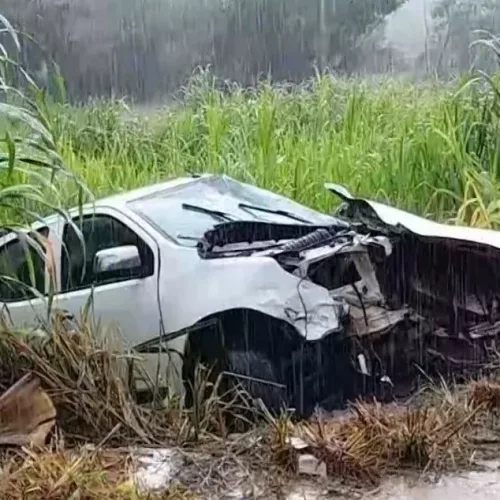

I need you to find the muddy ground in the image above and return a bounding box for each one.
[132,446,500,499]
[125,391,500,499]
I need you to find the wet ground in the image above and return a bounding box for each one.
[366,469,500,500]
[254,468,500,500]
[132,447,500,499]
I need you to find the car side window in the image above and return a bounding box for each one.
[0,227,50,302]
[60,214,154,292]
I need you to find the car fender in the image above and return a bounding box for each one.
[160,255,345,343]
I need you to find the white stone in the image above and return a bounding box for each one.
[298,454,327,478]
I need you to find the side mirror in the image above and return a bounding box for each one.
[93,245,142,274]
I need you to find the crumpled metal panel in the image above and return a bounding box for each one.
[326,182,500,249]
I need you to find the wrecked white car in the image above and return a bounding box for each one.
[1,174,500,416]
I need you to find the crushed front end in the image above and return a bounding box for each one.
[199,220,436,415]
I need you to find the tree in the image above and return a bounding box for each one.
[0,0,408,101]
[430,0,500,76]
[212,0,407,82]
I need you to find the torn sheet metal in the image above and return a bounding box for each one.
[282,280,346,340]
[196,181,500,413]
[325,182,500,249]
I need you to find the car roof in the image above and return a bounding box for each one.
[2,174,337,241]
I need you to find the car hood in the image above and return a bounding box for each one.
[325,183,500,250]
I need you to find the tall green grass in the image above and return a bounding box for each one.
[0,13,87,306]
[0,14,86,229]
[49,70,500,228]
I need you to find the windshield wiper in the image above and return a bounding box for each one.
[238,203,312,224]
[176,234,201,241]
[182,203,233,222]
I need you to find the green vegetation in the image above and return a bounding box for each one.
[0,16,85,233]
[45,67,500,229]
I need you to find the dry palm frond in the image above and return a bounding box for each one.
[0,373,56,447]
[0,317,173,445]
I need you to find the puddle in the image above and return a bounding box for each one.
[367,469,500,500]
[288,468,500,499]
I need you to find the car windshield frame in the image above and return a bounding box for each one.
[127,177,335,247]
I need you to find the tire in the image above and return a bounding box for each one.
[134,387,169,406]
[225,350,288,415]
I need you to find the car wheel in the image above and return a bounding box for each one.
[225,350,288,415]
[134,387,169,406]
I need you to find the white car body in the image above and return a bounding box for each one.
[0,175,357,397]
[4,175,500,412]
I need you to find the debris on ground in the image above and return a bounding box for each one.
[0,385,497,498]
[0,448,196,500]
[297,454,327,478]
[0,373,56,447]
[468,381,500,411]
[133,448,183,493]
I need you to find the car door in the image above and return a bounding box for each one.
[0,225,54,331]
[51,208,163,389]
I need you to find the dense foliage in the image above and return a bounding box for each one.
[47,62,500,228]
[0,0,406,101]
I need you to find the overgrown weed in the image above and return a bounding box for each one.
[45,71,500,228]
[263,375,500,486]
[0,447,195,499]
